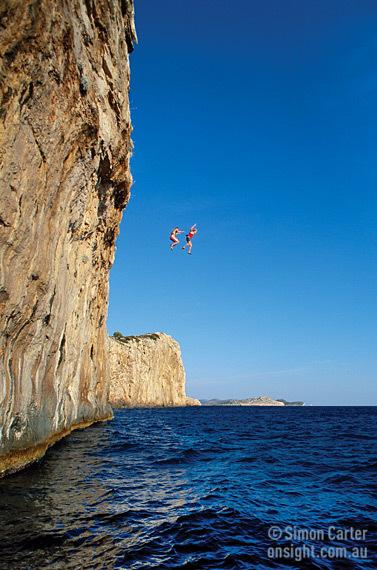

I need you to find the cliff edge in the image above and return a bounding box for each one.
[0,0,136,476]
[108,333,201,407]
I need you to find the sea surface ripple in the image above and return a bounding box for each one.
[0,407,376,569]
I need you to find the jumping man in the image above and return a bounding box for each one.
[182,224,198,254]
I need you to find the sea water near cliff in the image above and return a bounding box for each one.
[0,407,376,569]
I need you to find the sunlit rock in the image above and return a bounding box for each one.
[108,333,201,408]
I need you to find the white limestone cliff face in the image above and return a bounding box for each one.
[108,334,201,407]
[0,0,136,475]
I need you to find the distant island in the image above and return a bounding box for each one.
[200,396,305,407]
[276,399,305,406]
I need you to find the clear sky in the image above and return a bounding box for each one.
[108,0,377,405]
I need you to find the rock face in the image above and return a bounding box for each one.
[0,0,136,476]
[202,396,285,406]
[108,333,201,407]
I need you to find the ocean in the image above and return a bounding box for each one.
[0,407,376,569]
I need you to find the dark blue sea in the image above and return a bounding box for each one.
[0,407,376,569]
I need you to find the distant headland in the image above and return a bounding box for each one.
[200,396,305,406]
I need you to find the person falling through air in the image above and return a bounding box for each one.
[182,224,198,254]
[169,227,184,251]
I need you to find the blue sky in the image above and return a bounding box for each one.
[108,0,377,405]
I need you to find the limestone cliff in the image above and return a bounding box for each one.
[0,0,136,476]
[108,333,201,407]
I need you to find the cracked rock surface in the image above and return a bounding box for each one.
[0,0,136,475]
